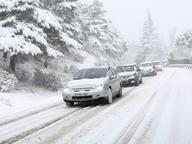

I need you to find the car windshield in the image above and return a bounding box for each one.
[73,68,107,80]
[152,62,160,65]
[116,65,135,73]
[141,63,152,67]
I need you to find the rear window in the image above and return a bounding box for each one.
[141,63,152,67]
[116,65,135,73]
[73,68,107,80]
[152,62,161,65]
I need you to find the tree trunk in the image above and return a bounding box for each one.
[10,55,16,73]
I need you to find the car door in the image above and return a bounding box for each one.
[109,67,120,94]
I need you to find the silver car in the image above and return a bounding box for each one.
[62,66,122,106]
[140,62,157,76]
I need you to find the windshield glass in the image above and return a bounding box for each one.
[141,63,152,67]
[116,65,135,73]
[152,62,160,65]
[73,68,107,80]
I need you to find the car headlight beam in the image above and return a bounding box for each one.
[95,85,104,91]
[63,88,71,93]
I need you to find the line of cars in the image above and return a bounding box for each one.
[62,61,163,106]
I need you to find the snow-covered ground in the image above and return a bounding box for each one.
[1,67,192,144]
[0,86,63,118]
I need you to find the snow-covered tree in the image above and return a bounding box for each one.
[0,0,81,72]
[80,0,128,64]
[140,10,157,61]
[41,0,82,52]
[175,31,192,59]
[176,31,192,48]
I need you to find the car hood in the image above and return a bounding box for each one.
[67,78,106,89]
[119,71,135,77]
[141,66,153,71]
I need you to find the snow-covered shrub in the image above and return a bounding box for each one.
[0,68,17,92]
[72,53,84,63]
[63,65,69,73]
[69,64,78,74]
[33,69,62,91]
[15,69,33,82]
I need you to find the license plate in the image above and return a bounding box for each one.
[75,93,88,96]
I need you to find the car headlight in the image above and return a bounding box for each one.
[150,68,154,72]
[63,88,71,93]
[95,85,104,91]
[129,75,135,79]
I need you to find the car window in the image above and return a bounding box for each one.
[111,68,117,76]
[109,68,117,78]
[116,65,135,72]
[141,63,152,67]
[73,68,107,80]
[152,62,160,65]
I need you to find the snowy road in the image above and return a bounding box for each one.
[0,67,192,144]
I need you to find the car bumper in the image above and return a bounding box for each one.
[156,67,162,71]
[62,89,109,102]
[142,71,155,76]
[121,78,136,85]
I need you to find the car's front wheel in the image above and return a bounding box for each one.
[117,85,122,97]
[106,89,113,104]
[65,101,74,107]
[135,79,139,86]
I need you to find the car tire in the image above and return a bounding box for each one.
[140,78,143,84]
[117,85,122,97]
[65,101,74,107]
[135,79,139,86]
[106,88,113,104]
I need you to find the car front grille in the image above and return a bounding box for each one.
[72,96,93,100]
[73,88,94,92]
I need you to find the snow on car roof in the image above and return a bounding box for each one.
[140,61,153,64]
[78,66,109,70]
[117,63,136,67]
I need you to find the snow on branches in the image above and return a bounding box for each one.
[176,31,192,48]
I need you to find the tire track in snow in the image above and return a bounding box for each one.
[11,88,135,144]
[0,88,135,144]
[117,68,177,144]
[0,105,81,144]
[0,102,62,127]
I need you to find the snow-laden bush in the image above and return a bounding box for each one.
[63,65,69,73]
[15,69,33,82]
[33,69,62,91]
[0,68,17,92]
[69,64,78,74]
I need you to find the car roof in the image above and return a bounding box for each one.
[117,63,136,67]
[152,61,161,63]
[140,61,153,64]
[78,66,109,70]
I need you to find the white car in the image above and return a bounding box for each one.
[140,62,157,76]
[62,66,122,106]
[152,61,163,71]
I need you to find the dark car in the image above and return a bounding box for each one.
[116,64,143,86]
[140,62,157,76]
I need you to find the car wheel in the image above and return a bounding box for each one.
[135,79,139,86]
[140,78,143,84]
[106,88,113,104]
[65,101,74,107]
[117,85,122,97]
